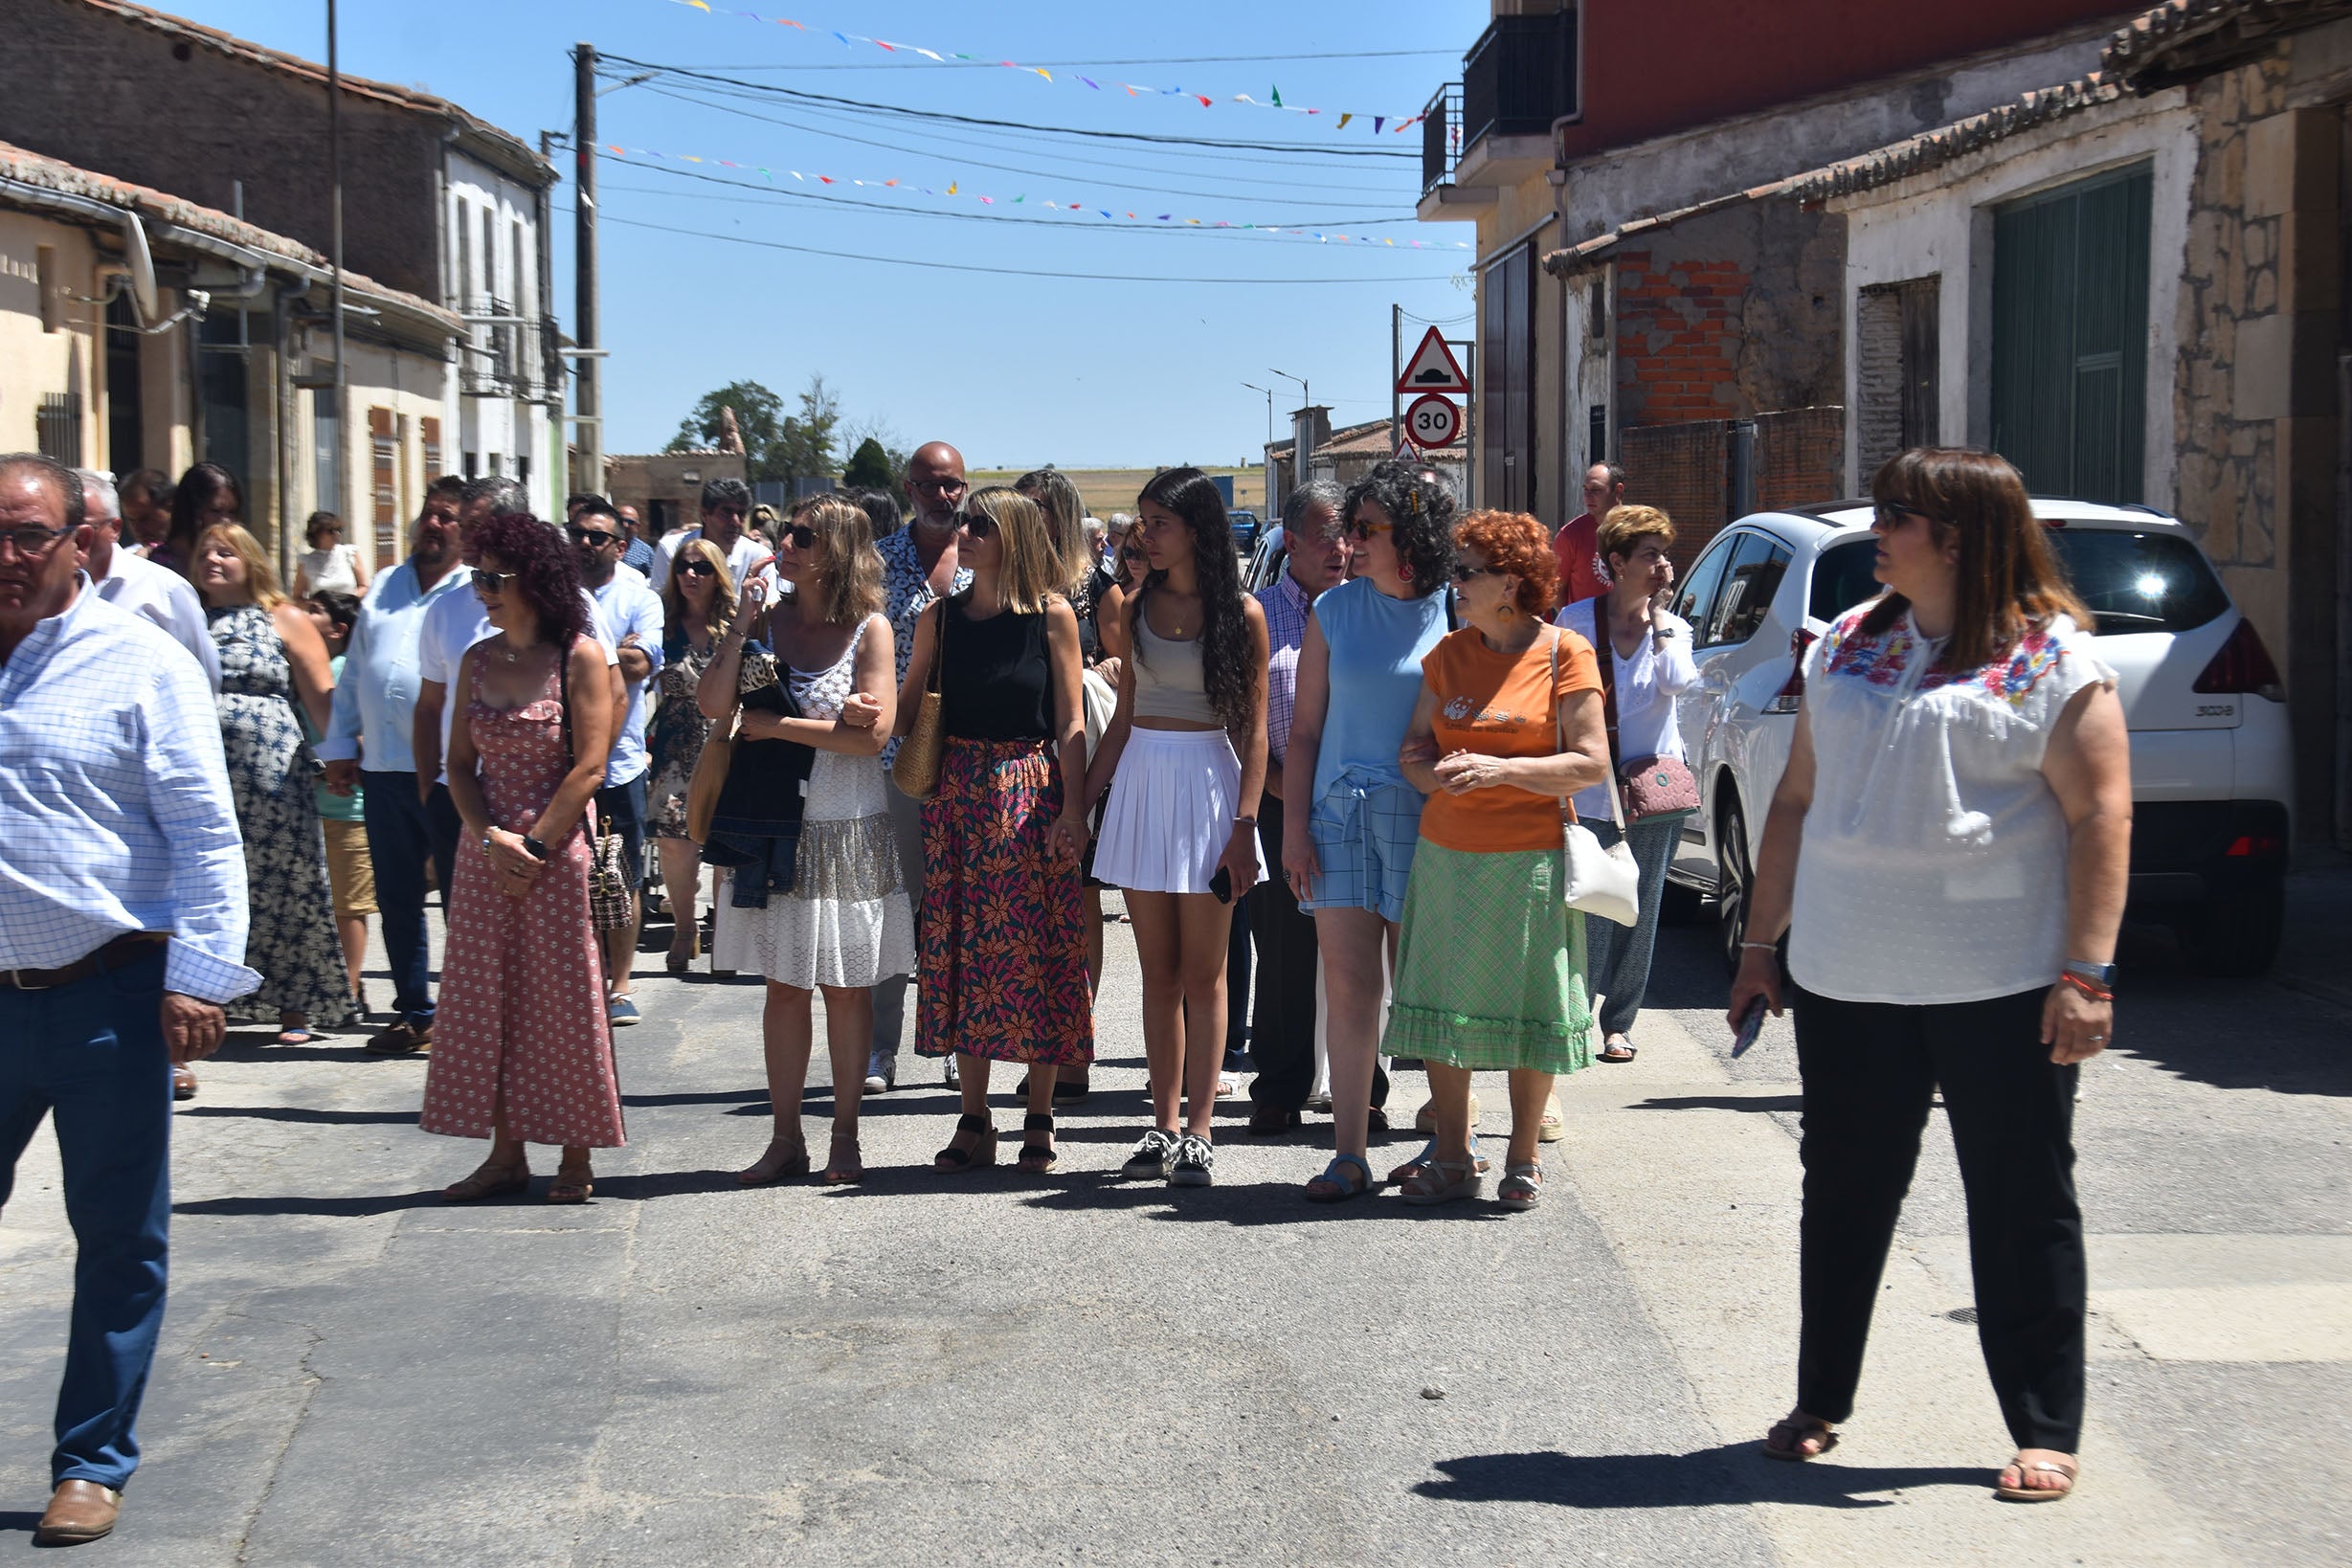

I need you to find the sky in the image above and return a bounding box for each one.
[169,0,1489,469]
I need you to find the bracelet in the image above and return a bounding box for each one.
[1738,940,1778,952]
[1233,816,1258,828]
[2057,970,2114,1004]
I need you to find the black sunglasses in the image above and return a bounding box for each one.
[675,557,717,578]
[777,524,818,551]
[567,526,621,548]
[957,510,999,541]
[472,568,518,593]
[1449,562,1499,582]
[1873,501,1937,528]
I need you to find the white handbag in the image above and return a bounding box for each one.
[1551,630,1642,928]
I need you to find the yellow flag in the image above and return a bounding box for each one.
[1338,113,1352,129]
[948,182,958,195]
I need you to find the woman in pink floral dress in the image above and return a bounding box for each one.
[423,513,624,1204]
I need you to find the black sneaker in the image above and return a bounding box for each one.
[1120,1129,1179,1179]
[1168,1134,1215,1188]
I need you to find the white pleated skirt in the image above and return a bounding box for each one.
[1092,727,1265,895]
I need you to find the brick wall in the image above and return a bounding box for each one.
[1755,406,1848,511]
[1616,252,1748,426]
[1621,418,1727,572]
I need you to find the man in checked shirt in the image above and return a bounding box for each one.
[0,453,258,1547]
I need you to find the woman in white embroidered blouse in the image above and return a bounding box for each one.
[1725,449,2131,1504]
[1553,504,1699,1064]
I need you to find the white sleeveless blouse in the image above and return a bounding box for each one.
[1788,605,2113,1005]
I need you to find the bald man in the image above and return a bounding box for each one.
[865,441,974,1091]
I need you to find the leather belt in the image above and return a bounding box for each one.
[0,931,168,992]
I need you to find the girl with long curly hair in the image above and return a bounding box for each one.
[1081,467,1269,1189]
[422,512,621,1206]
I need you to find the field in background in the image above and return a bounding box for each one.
[967,468,1266,519]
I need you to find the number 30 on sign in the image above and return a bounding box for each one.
[1406,392,1462,449]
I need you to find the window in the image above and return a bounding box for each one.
[1672,530,1736,639]
[421,415,443,481]
[1480,240,1534,512]
[314,395,343,519]
[1856,277,1938,478]
[196,307,250,490]
[370,407,397,569]
[36,392,81,463]
[1991,164,2151,503]
[463,449,478,479]
[1709,532,1792,646]
[455,201,473,306]
[105,293,144,471]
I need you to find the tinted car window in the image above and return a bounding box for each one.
[1807,529,2228,634]
[1711,533,1792,645]
[1672,533,1736,641]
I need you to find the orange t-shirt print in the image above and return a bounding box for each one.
[1416,625,1602,853]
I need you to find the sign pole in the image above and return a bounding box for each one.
[1389,302,1401,455]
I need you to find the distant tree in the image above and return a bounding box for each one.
[665,372,841,485]
[842,437,896,491]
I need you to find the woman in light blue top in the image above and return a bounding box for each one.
[1278,460,1458,1201]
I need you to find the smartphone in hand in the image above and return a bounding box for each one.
[1731,997,1767,1058]
[1209,865,1233,905]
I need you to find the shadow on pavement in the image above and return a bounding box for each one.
[1628,1095,1804,1113]
[178,1106,419,1125]
[1415,1445,1982,1509]
[0,1512,40,1537]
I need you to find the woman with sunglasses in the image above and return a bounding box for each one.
[1730,450,2128,1501]
[896,488,1090,1173]
[422,513,622,1204]
[1083,467,1269,1189]
[1277,460,1456,1200]
[702,497,909,1186]
[1389,510,1608,1210]
[647,536,737,971]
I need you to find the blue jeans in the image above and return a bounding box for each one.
[0,947,173,1490]
[362,770,436,1026]
[1587,813,1687,1039]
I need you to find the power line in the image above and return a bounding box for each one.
[563,206,1461,285]
[595,55,1418,159]
[693,49,1454,70]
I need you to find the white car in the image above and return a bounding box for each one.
[1663,498,2295,976]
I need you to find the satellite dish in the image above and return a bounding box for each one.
[121,212,159,324]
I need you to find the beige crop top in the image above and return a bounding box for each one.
[1131,608,1221,724]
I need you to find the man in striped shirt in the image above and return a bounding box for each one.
[0,453,258,1546]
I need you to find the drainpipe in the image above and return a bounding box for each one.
[274,282,304,583]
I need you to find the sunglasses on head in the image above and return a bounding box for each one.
[472,568,518,593]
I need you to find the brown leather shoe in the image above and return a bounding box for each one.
[364,1019,432,1056]
[35,1479,122,1545]
[172,1064,198,1101]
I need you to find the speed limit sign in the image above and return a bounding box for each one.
[1405,392,1462,449]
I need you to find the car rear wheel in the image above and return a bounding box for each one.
[1716,799,1752,977]
[2179,873,2285,977]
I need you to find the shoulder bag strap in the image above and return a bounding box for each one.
[1555,623,1625,834]
[1589,592,1621,761]
[557,634,573,765]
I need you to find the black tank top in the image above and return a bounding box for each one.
[940,594,1053,741]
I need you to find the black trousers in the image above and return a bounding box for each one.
[1243,794,1387,1113]
[426,783,462,922]
[1793,984,2085,1452]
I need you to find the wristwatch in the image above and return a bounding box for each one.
[2062,959,2117,990]
[522,835,549,862]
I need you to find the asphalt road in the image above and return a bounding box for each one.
[3,865,2347,1565]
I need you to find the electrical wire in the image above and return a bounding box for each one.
[594,55,1418,159]
[560,206,1461,285]
[690,49,1454,70]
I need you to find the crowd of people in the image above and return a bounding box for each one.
[1,437,2128,1540]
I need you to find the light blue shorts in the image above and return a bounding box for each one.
[1302,779,1423,923]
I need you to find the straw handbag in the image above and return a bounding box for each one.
[890,602,949,800]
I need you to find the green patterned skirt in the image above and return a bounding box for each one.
[1384,840,1594,1075]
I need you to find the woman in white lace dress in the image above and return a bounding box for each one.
[699,496,913,1186]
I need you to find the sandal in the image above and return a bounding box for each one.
[1599,1036,1638,1064]
[819,1131,862,1185]
[1398,1155,1482,1206]
[443,1161,529,1202]
[1497,1161,1544,1210]
[664,934,698,974]
[1994,1454,2077,1503]
[1761,1411,1840,1462]
[934,1112,997,1173]
[1304,1153,1374,1203]
[1017,1111,1058,1174]
[547,1161,594,1204]
[275,1028,315,1046]
[1388,1135,1490,1186]
[738,1136,810,1186]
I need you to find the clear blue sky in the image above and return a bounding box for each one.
[171,0,1487,468]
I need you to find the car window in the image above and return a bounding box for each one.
[1711,533,1792,646]
[1672,532,1736,641]
[1807,528,2229,635]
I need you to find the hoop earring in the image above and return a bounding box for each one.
[1498,603,1515,619]
[1399,561,1414,583]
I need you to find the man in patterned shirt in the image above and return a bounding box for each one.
[1244,481,1351,1135]
[0,453,259,1546]
[864,440,972,1092]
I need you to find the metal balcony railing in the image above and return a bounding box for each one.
[459,295,546,399]
[1423,6,1579,194]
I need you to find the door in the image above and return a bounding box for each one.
[1480,240,1534,512]
[1991,165,2151,503]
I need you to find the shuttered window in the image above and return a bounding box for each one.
[370,407,397,569]
[1991,165,2151,503]
[1480,240,1534,513]
[421,415,443,482]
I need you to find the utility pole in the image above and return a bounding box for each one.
[325,0,347,568]
[572,42,600,492]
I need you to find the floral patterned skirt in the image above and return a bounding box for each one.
[914,737,1091,1064]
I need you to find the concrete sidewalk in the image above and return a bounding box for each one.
[2,898,2346,1563]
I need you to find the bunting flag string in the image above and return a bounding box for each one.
[657,0,1432,137]
[597,144,1473,250]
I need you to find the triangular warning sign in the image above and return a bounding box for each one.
[1396,325,1467,394]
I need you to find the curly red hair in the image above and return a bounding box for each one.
[1453,509,1557,616]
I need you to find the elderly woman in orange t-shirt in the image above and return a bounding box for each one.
[1388,509,1609,1210]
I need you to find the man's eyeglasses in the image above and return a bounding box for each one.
[0,521,78,558]
[911,476,968,496]
[957,511,999,541]
[566,526,621,549]
[675,557,718,579]
[472,568,519,594]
